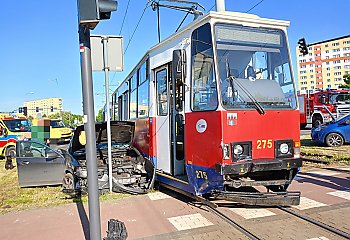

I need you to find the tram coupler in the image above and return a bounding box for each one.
[211,190,301,206]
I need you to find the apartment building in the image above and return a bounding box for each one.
[24,98,62,118]
[296,35,350,93]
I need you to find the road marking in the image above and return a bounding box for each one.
[292,197,327,210]
[229,208,276,219]
[305,170,341,176]
[327,190,350,200]
[168,213,213,231]
[147,192,172,200]
[306,237,330,240]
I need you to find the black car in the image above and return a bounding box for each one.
[63,121,155,195]
[16,121,155,195]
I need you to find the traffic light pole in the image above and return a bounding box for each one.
[79,25,102,240]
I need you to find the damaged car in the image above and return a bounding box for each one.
[63,121,155,195]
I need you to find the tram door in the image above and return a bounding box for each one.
[155,66,172,174]
[170,50,186,176]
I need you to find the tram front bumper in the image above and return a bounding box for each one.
[211,190,301,206]
[215,158,303,175]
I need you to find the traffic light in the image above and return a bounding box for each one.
[23,107,27,116]
[78,0,118,29]
[51,106,54,112]
[298,38,309,55]
[18,107,23,113]
[36,107,39,112]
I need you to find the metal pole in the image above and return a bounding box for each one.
[102,36,113,192]
[79,25,102,240]
[216,0,225,12]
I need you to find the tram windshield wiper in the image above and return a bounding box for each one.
[225,61,265,115]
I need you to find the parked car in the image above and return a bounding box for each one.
[16,139,72,188]
[63,121,155,195]
[311,114,350,147]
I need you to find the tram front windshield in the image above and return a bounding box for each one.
[215,24,297,110]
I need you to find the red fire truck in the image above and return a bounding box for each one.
[298,89,350,128]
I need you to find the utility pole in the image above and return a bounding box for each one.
[79,25,101,240]
[216,0,225,12]
[77,1,117,239]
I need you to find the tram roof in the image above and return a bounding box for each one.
[113,11,290,94]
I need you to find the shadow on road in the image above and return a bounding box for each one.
[74,196,90,240]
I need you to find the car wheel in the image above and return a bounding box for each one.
[312,116,323,128]
[63,172,74,190]
[325,133,344,147]
[5,146,16,158]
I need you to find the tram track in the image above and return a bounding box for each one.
[277,206,350,239]
[159,183,350,239]
[203,203,350,240]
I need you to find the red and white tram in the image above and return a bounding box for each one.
[111,11,302,205]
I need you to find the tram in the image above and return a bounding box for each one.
[111,10,302,205]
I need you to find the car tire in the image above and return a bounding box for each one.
[312,116,323,128]
[63,172,74,191]
[325,133,344,147]
[5,146,16,158]
[300,123,307,129]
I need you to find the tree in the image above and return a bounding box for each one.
[96,108,103,122]
[339,74,350,89]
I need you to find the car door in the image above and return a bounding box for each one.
[16,140,66,187]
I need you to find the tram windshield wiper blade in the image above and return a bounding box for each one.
[225,60,265,115]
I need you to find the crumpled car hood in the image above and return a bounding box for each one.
[69,121,135,153]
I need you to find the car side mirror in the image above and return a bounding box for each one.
[46,151,58,160]
[2,128,8,137]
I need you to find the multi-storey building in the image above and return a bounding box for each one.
[24,98,63,118]
[296,35,350,93]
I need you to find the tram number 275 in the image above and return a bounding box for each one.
[195,170,208,180]
[256,139,273,149]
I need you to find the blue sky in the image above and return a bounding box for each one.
[1,0,349,115]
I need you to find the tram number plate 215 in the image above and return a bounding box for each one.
[195,170,208,180]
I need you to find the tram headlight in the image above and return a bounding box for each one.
[275,140,293,158]
[232,142,252,162]
[233,145,243,155]
[279,143,289,154]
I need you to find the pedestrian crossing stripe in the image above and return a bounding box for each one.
[327,190,350,200]
[292,197,327,210]
[168,213,213,231]
[229,208,276,219]
[147,191,171,200]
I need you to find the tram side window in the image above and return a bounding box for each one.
[139,60,149,85]
[191,23,218,111]
[156,69,168,116]
[130,90,137,119]
[138,80,149,117]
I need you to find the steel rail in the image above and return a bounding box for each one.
[159,183,260,240]
[205,206,260,240]
[278,206,350,239]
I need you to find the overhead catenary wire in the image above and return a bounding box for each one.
[119,0,131,35]
[124,1,152,54]
[245,0,265,13]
